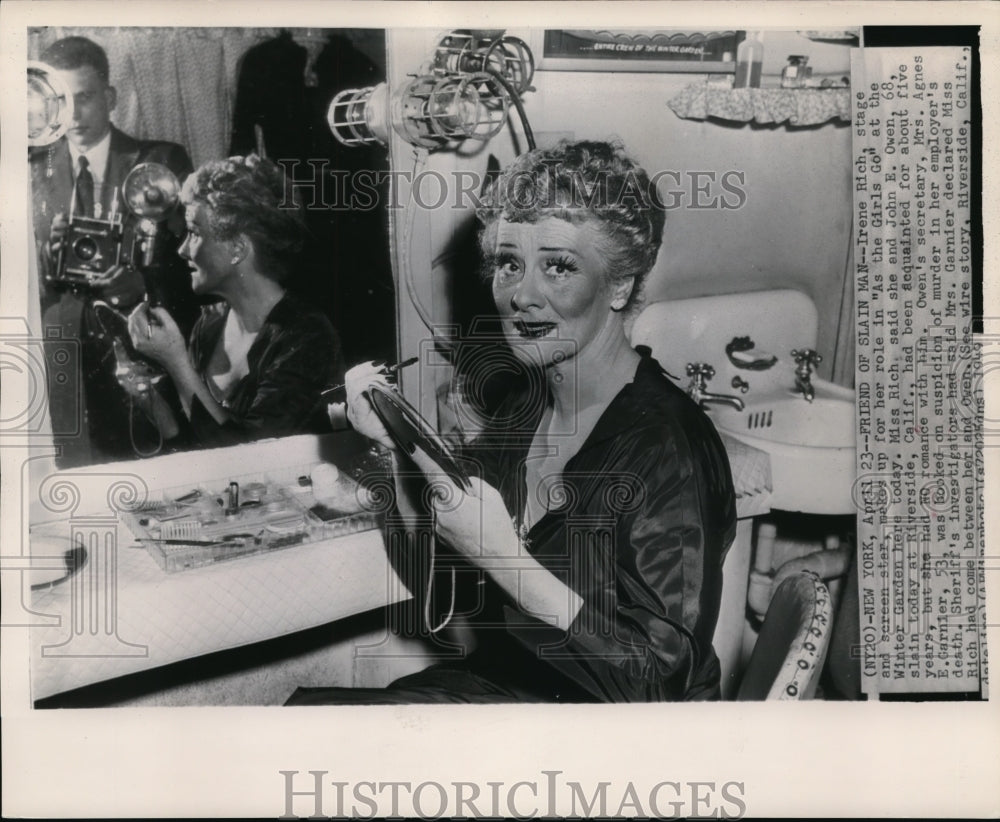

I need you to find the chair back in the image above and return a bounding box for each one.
[737,571,833,700]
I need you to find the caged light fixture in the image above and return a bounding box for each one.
[326,83,391,147]
[327,30,534,152]
[327,72,509,150]
[432,30,535,99]
[27,61,74,147]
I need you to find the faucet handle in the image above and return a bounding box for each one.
[790,348,822,369]
[686,362,715,380]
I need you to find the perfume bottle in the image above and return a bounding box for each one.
[734,31,764,89]
[782,55,810,88]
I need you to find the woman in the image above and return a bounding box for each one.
[127,154,344,448]
[288,140,736,703]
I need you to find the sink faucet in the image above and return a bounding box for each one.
[686,363,745,411]
[791,348,822,403]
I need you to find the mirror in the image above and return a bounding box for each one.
[27,27,394,470]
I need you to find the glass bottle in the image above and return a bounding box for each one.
[782,55,810,89]
[734,31,764,89]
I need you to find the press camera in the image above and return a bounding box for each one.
[50,163,182,293]
[53,209,127,289]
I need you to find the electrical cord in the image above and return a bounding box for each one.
[128,390,165,458]
[423,508,457,634]
[486,68,536,152]
[30,544,88,592]
[400,148,439,335]
[91,300,166,458]
[396,64,536,633]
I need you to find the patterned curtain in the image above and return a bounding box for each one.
[29,27,278,166]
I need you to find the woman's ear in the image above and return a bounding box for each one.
[229,235,250,266]
[610,277,634,311]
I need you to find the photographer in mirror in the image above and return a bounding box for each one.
[31,35,198,466]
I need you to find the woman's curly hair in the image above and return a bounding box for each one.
[477,140,665,310]
[180,154,305,283]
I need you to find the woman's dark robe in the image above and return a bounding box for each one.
[287,350,736,703]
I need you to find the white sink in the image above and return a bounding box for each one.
[630,290,857,514]
[708,380,857,514]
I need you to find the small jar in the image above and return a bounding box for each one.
[781,55,809,89]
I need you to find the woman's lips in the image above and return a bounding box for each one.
[512,320,556,339]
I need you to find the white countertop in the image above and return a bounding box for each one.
[26,433,410,701]
[25,429,769,700]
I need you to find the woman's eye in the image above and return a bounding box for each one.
[545,257,578,278]
[494,257,522,283]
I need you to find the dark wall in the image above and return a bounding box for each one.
[230,30,396,366]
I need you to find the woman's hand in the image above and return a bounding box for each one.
[344,361,397,451]
[434,475,520,562]
[127,303,225,425]
[408,444,518,563]
[127,302,188,371]
[416,458,582,629]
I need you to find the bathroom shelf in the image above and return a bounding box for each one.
[668,82,851,126]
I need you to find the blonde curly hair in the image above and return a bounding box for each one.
[477,140,665,311]
[180,154,305,282]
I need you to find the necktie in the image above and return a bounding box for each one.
[75,156,94,218]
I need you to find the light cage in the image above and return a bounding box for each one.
[327,72,509,151]
[432,31,535,98]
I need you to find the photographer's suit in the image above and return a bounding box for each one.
[31,125,195,466]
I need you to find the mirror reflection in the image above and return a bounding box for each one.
[28,27,393,467]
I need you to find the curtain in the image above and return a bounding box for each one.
[29,27,287,167]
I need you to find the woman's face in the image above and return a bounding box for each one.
[490,216,630,369]
[178,203,235,296]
